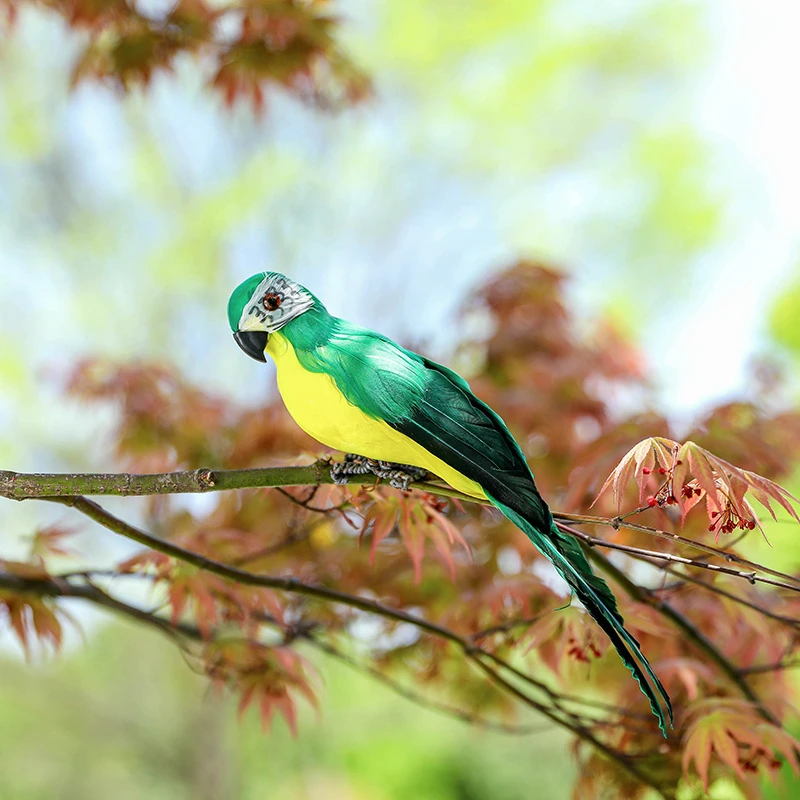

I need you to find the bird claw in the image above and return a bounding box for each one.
[330,454,428,491]
[330,453,373,485]
[370,461,429,491]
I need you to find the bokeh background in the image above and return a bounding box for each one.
[1,1,799,798]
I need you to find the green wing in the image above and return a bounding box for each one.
[388,357,673,735]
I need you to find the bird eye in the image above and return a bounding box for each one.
[262,293,282,312]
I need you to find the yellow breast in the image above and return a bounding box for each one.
[266,333,484,499]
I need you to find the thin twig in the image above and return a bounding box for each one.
[301,633,549,735]
[739,659,800,676]
[567,525,800,593]
[650,566,800,630]
[557,511,800,589]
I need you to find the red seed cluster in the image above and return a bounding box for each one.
[639,460,759,540]
[566,637,602,663]
[423,494,448,513]
[707,504,757,535]
[740,747,782,774]
[641,464,723,531]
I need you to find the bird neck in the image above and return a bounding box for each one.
[279,303,337,352]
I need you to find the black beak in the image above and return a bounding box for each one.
[233,330,268,362]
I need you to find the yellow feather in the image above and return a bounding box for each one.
[266,332,485,499]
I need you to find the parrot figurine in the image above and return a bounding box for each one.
[228,271,672,734]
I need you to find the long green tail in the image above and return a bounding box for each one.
[348,349,673,734]
[491,497,673,736]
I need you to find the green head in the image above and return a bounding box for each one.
[228,272,318,362]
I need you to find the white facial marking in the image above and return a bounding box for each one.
[238,274,314,333]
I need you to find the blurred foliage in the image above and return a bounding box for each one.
[0,263,797,798]
[3,0,370,112]
[0,0,795,798]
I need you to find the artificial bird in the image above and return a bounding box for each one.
[228,271,673,735]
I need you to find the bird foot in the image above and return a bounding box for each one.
[330,454,428,491]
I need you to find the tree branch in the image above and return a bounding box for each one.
[0,567,545,736]
[0,463,476,503]
[3,462,791,594]
[650,564,800,630]
[43,495,671,790]
[3,465,792,590]
[0,570,197,644]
